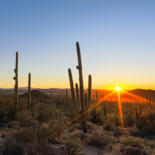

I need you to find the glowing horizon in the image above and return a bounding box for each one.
[1,83,155,91]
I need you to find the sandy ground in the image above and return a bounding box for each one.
[83,145,105,155]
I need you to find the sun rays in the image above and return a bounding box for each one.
[117,91,124,127]
[68,91,116,125]
[67,86,155,128]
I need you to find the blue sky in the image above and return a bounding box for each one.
[0,0,155,89]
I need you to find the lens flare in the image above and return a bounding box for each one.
[115,86,122,91]
[117,91,124,128]
[68,91,116,126]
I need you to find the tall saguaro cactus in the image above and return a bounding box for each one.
[68,68,75,102]
[76,42,85,112]
[88,74,92,106]
[13,52,19,107]
[75,83,79,102]
[76,42,86,132]
[28,73,31,109]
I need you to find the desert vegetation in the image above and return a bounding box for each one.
[0,42,155,155]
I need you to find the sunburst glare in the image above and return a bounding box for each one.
[115,86,122,91]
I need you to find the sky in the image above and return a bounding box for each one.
[0,0,155,90]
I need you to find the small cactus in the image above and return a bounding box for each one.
[68,68,75,102]
[88,75,92,107]
[28,73,31,109]
[13,51,19,107]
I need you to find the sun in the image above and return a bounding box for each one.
[115,86,122,91]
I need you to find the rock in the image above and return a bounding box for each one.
[121,146,148,155]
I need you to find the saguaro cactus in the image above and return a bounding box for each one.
[65,89,68,104]
[75,83,79,102]
[13,51,19,107]
[76,42,85,112]
[76,42,86,132]
[88,74,92,106]
[28,73,31,109]
[68,68,75,102]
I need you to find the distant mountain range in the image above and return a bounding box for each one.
[0,88,65,95]
[1,88,155,101]
[1,88,155,103]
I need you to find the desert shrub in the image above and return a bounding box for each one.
[103,113,121,130]
[0,99,15,123]
[33,102,66,123]
[70,129,84,139]
[16,99,27,111]
[15,110,33,127]
[145,141,155,149]
[121,136,155,154]
[120,136,145,149]
[37,124,53,143]
[14,119,65,144]
[33,103,56,123]
[113,126,129,137]
[15,127,38,143]
[15,125,51,144]
[86,130,115,148]
[136,111,155,136]
[124,113,135,127]
[49,118,65,143]
[65,103,79,119]
[90,108,104,125]
[64,137,83,155]
[3,138,23,155]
